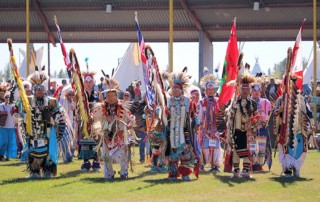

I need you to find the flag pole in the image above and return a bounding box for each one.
[26,0,30,76]
[169,0,173,72]
[313,0,317,128]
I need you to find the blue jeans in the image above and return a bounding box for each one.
[138,132,150,162]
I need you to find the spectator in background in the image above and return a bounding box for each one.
[23,80,33,96]
[265,77,279,104]
[134,81,142,101]
[0,91,17,161]
[48,81,57,96]
[0,85,6,103]
[53,79,68,100]
[123,91,132,102]
[126,81,135,99]
[97,77,107,100]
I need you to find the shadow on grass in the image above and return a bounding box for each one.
[0,162,24,167]
[269,176,313,188]
[143,178,196,184]
[213,173,256,187]
[0,170,85,185]
[0,177,34,185]
[80,170,155,184]
[57,170,84,179]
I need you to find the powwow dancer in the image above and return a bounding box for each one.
[188,87,201,171]
[70,52,101,172]
[144,105,168,173]
[92,76,137,179]
[273,48,315,177]
[167,68,197,181]
[227,74,258,178]
[142,45,169,172]
[197,74,223,172]
[26,67,66,178]
[7,39,66,178]
[58,85,76,163]
[251,84,273,172]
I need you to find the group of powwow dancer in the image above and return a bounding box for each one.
[1,42,316,181]
[1,19,317,181]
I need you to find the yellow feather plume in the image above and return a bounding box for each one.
[7,38,32,135]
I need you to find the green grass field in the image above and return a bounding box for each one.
[0,149,319,202]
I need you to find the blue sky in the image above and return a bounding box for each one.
[0,40,315,83]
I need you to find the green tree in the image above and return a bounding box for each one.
[57,69,68,78]
[271,58,286,79]
[4,63,11,80]
[52,70,57,78]
[57,69,64,78]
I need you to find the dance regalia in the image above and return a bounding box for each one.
[26,95,66,178]
[58,85,76,163]
[24,67,66,179]
[229,96,258,175]
[197,96,222,172]
[225,74,258,178]
[273,48,314,177]
[252,97,272,172]
[91,75,137,179]
[93,100,136,179]
[273,87,313,177]
[78,89,101,170]
[168,95,197,179]
[144,45,169,173]
[167,69,198,180]
[144,106,168,173]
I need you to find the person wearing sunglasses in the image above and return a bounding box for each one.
[122,91,131,102]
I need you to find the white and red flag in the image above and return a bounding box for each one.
[291,18,306,90]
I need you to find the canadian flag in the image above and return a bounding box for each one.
[291,19,306,90]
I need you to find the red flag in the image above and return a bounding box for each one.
[217,18,239,110]
[291,19,306,90]
[276,19,306,96]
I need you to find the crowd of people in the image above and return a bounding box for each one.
[0,46,319,181]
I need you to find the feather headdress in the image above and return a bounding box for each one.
[161,71,171,91]
[82,57,96,83]
[27,65,49,90]
[240,74,256,88]
[102,68,119,93]
[170,66,191,94]
[200,74,218,90]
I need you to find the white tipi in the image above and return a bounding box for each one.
[303,45,320,85]
[250,57,263,76]
[19,44,44,78]
[113,43,146,91]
